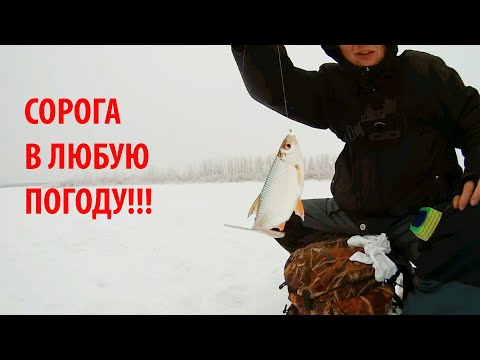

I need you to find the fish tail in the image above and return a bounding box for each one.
[257,229,285,238]
[224,224,253,232]
[224,224,285,238]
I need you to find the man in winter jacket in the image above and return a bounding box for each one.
[231,45,480,314]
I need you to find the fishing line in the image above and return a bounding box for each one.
[241,45,247,76]
[277,45,289,118]
[241,45,289,119]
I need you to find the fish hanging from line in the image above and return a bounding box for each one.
[225,130,304,238]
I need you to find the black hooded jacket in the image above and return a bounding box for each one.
[231,45,480,220]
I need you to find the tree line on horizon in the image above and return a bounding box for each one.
[56,153,336,187]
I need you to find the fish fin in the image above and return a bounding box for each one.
[294,198,305,221]
[224,224,285,239]
[248,194,261,218]
[275,223,285,232]
[295,164,304,187]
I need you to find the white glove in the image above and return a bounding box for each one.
[347,233,398,283]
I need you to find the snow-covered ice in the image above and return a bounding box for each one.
[0,180,333,314]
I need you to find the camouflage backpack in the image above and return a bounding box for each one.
[281,237,402,315]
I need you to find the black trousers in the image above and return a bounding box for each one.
[276,198,480,315]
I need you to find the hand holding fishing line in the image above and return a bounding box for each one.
[453,178,480,210]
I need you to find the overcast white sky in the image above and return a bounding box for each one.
[1,45,479,185]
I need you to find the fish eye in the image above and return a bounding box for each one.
[285,142,291,150]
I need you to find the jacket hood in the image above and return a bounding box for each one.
[321,45,398,66]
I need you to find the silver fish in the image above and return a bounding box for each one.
[225,130,304,238]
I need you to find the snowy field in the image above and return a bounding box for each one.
[0,180,333,315]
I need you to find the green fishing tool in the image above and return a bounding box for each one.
[409,207,443,241]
